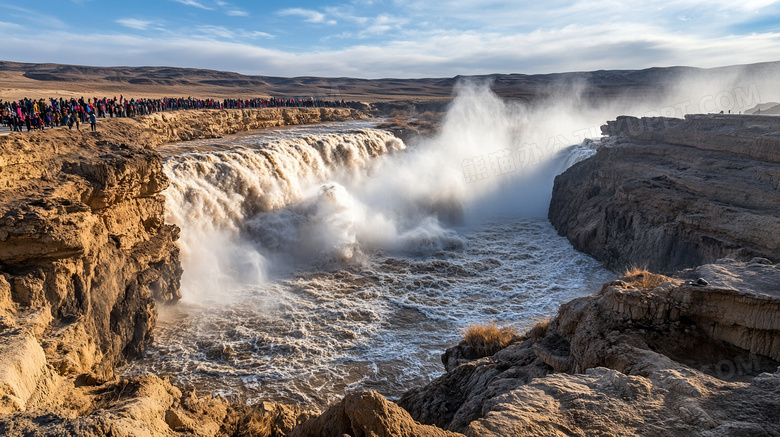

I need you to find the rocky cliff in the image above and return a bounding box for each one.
[286,259,780,436]
[0,123,181,413]
[548,114,780,273]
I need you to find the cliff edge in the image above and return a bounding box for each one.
[137,107,369,146]
[0,119,181,413]
[549,114,780,273]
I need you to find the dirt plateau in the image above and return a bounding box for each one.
[1,109,779,436]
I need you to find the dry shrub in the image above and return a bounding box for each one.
[527,318,550,342]
[622,266,673,290]
[461,322,518,357]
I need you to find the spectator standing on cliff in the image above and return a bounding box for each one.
[89,112,96,132]
[33,113,43,131]
[68,111,80,130]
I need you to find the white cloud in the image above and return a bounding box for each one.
[0,21,23,31]
[2,22,778,80]
[116,18,155,30]
[278,8,330,24]
[195,25,273,40]
[358,14,408,37]
[1,5,68,29]
[172,0,214,10]
[214,0,248,16]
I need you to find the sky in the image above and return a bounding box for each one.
[0,0,779,78]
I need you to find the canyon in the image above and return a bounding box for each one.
[0,109,778,436]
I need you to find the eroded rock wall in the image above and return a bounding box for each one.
[549,114,780,273]
[0,125,182,415]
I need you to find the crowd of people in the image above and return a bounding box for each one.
[0,95,354,133]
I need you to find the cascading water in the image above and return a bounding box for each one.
[126,83,613,408]
[162,128,405,301]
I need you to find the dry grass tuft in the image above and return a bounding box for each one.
[622,266,673,290]
[461,322,518,357]
[527,318,550,342]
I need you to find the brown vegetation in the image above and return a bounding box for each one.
[461,322,519,357]
[527,318,550,342]
[622,266,675,290]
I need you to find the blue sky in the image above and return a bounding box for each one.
[0,0,778,78]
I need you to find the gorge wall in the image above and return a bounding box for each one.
[549,114,780,273]
[0,122,181,412]
[395,260,780,436]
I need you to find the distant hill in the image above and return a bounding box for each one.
[0,60,778,106]
[745,102,780,115]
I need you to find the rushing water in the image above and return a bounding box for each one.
[126,85,614,409]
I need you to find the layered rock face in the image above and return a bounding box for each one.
[549,114,780,273]
[0,123,182,415]
[398,260,780,436]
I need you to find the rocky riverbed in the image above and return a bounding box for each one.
[0,110,778,436]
